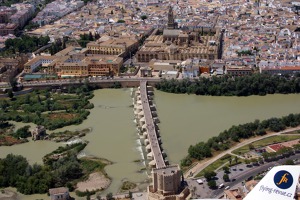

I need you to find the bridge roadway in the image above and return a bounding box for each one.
[140,81,166,169]
[21,77,162,88]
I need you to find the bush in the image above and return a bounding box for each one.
[75,190,96,197]
[207,180,217,188]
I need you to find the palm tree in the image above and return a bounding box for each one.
[228,157,232,166]
[234,156,238,164]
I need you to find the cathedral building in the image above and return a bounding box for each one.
[136,6,220,62]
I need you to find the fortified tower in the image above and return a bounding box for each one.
[148,165,190,200]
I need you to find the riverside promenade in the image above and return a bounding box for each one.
[140,81,166,168]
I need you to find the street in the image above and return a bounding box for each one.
[186,154,300,199]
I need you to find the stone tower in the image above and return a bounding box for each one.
[148,165,191,200]
[167,6,176,30]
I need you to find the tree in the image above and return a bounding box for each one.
[7,90,13,99]
[88,32,94,41]
[285,159,295,165]
[248,143,255,150]
[204,170,216,181]
[140,15,147,21]
[250,158,258,165]
[244,159,250,166]
[94,32,100,40]
[117,19,125,23]
[13,125,31,138]
[258,157,263,164]
[223,166,230,174]
[1,100,9,111]
[228,157,232,165]
[128,191,133,199]
[207,180,217,188]
[234,156,238,164]
[106,192,114,200]
[223,174,230,182]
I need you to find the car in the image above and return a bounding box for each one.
[225,186,230,190]
[218,183,224,189]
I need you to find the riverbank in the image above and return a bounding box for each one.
[0,141,113,198]
[184,126,300,178]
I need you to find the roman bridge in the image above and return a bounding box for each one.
[134,81,167,169]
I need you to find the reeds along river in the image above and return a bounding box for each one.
[1,89,300,197]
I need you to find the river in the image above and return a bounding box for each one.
[1,89,300,199]
[155,91,300,164]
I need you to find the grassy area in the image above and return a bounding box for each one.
[0,88,94,130]
[120,181,137,191]
[195,154,232,177]
[283,130,300,134]
[232,134,300,155]
[80,158,107,173]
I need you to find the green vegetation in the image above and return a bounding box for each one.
[204,170,216,181]
[0,0,23,6]
[120,181,137,191]
[75,190,96,197]
[49,128,91,142]
[207,180,217,188]
[77,32,99,48]
[223,174,230,182]
[111,82,122,88]
[12,125,31,138]
[3,35,50,55]
[43,142,87,165]
[49,37,68,55]
[195,154,237,177]
[261,146,295,162]
[0,152,81,194]
[0,124,31,146]
[182,113,300,168]
[285,159,295,165]
[0,142,109,195]
[80,157,109,174]
[232,134,300,155]
[24,22,40,31]
[0,121,13,133]
[140,15,148,21]
[236,50,254,56]
[156,73,300,96]
[0,84,96,130]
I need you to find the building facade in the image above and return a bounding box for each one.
[86,36,139,58]
[148,165,190,200]
[49,187,70,200]
[136,7,220,62]
[24,52,123,77]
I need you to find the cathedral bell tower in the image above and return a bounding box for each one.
[167,6,176,30]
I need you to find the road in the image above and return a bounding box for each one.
[211,154,300,198]
[140,81,165,168]
[184,126,300,178]
[20,76,162,87]
[188,154,300,199]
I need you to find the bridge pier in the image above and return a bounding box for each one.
[132,81,167,169]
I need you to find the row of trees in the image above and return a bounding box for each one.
[156,73,300,96]
[181,113,300,167]
[78,32,100,47]
[4,35,50,53]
